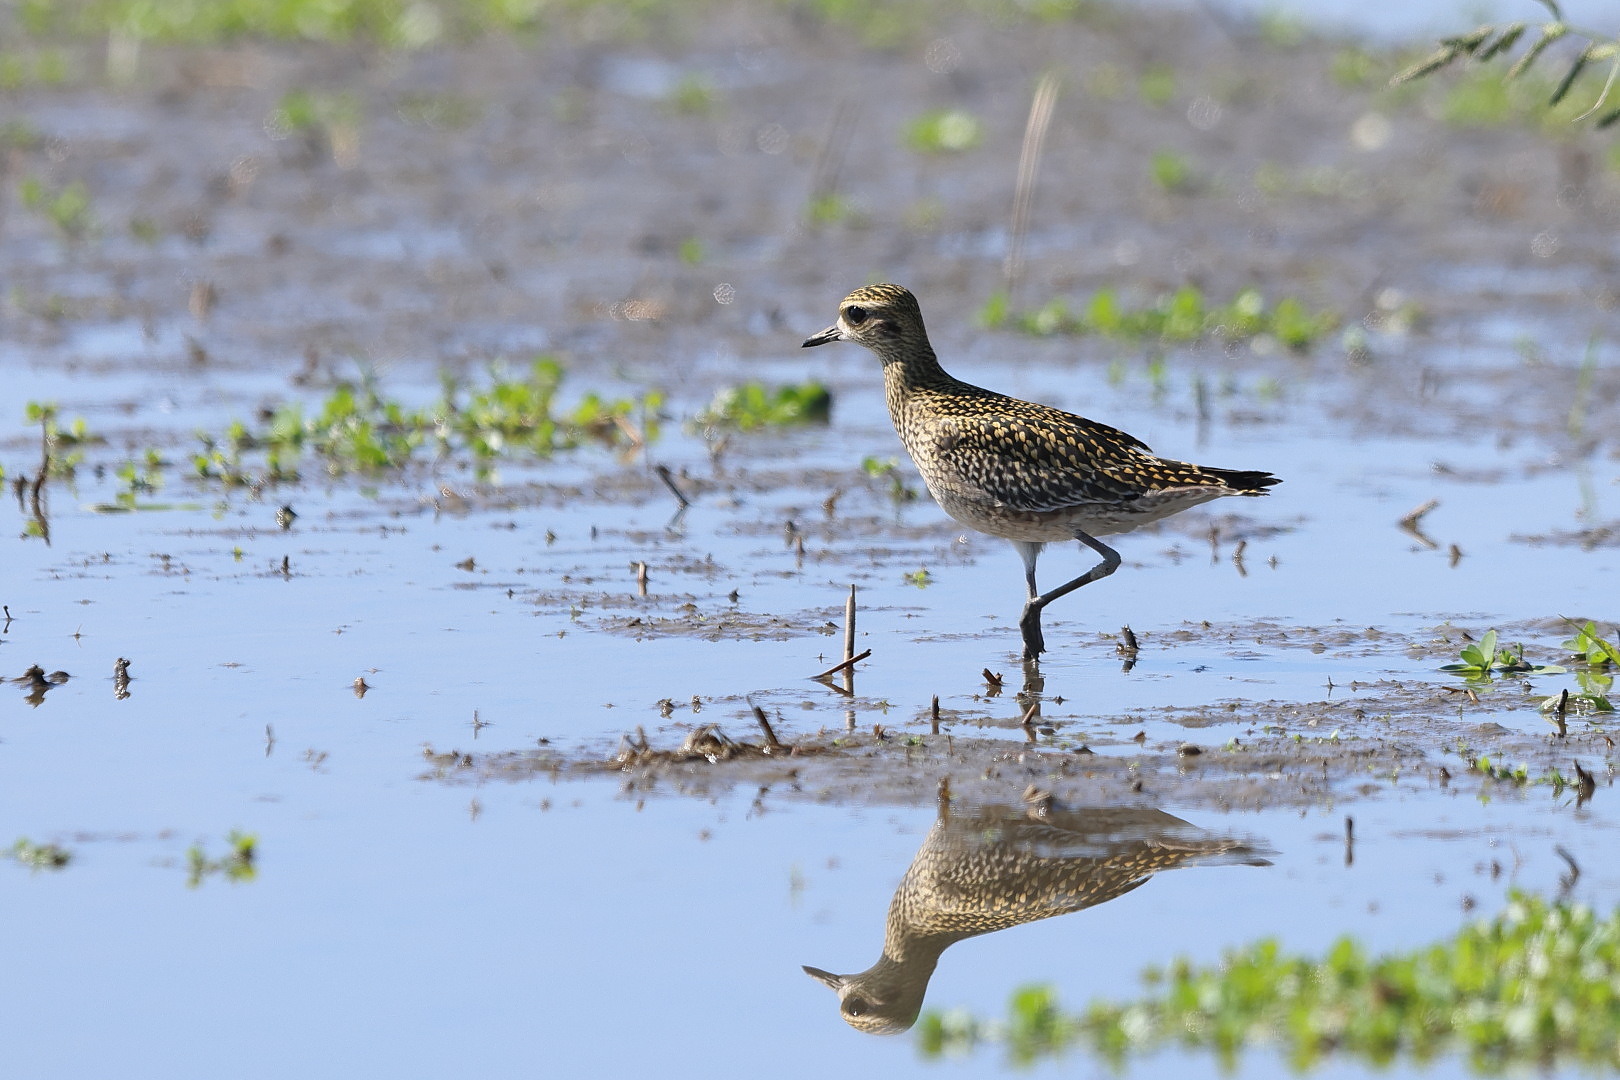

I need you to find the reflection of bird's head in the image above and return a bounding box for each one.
[802,964,925,1035]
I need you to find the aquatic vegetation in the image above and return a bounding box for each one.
[0,50,69,90]
[919,891,1620,1072]
[105,451,166,510]
[1562,619,1620,667]
[693,381,830,432]
[9,838,71,870]
[1149,150,1195,192]
[12,368,821,495]
[1545,619,1618,713]
[19,0,1106,49]
[186,831,258,888]
[1331,47,1381,88]
[188,360,663,482]
[982,286,1337,350]
[18,177,93,240]
[806,192,859,226]
[1440,630,1565,679]
[18,0,522,46]
[266,89,363,166]
[861,455,918,503]
[1137,65,1176,106]
[906,109,982,153]
[24,402,93,478]
[666,74,716,116]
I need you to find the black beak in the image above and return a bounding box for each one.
[802,965,846,989]
[802,324,842,348]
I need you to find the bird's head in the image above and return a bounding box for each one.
[802,283,929,358]
[802,963,927,1035]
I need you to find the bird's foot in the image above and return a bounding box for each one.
[1019,603,1046,660]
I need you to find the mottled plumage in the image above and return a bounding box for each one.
[804,283,1279,659]
[803,802,1269,1035]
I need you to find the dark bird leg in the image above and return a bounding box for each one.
[1016,531,1121,660]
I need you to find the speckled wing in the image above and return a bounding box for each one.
[916,403,1188,514]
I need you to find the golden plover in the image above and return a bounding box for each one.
[804,283,1279,660]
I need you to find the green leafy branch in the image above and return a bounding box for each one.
[1392,1,1620,125]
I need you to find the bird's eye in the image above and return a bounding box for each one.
[845,305,867,325]
[845,997,868,1017]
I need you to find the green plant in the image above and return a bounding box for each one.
[1137,65,1175,106]
[806,192,857,226]
[1547,618,1618,712]
[862,456,918,503]
[667,74,717,115]
[904,568,933,587]
[906,109,982,153]
[10,838,70,869]
[1149,150,1194,192]
[919,891,1620,1070]
[266,89,362,164]
[694,382,831,431]
[111,450,165,509]
[1562,618,1620,666]
[998,286,1337,350]
[18,177,93,239]
[0,50,67,89]
[1440,630,1565,678]
[186,830,257,887]
[25,401,93,477]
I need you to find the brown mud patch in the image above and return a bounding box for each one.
[426,615,1616,813]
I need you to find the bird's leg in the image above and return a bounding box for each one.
[1019,531,1121,660]
[1012,541,1046,659]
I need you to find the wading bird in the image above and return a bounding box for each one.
[804,284,1278,660]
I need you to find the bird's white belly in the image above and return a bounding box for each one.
[928,483,1227,542]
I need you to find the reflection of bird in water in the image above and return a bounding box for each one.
[803,789,1269,1035]
[14,664,70,708]
[803,284,1279,660]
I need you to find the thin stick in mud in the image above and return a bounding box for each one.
[811,649,871,681]
[843,585,856,664]
[654,464,690,509]
[750,703,783,750]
